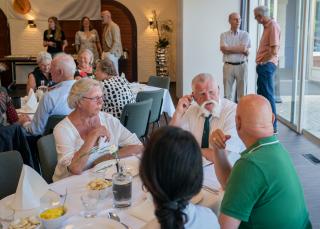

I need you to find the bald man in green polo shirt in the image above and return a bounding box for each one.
[203,95,311,228]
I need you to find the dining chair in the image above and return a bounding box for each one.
[147,75,170,90]
[0,150,23,199]
[37,134,57,183]
[120,99,152,141]
[136,89,164,131]
[43,115,66,136]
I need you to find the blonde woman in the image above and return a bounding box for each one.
[52,78,143,181]
[43,16,68,56]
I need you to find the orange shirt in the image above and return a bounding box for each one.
[256,19,281,65]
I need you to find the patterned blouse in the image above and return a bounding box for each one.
[0,88,18,126]
[101,77,135,119]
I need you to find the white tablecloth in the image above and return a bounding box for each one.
[129,83,175,117]
[0,156,223,229]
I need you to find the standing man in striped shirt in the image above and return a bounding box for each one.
[220,12,251,103]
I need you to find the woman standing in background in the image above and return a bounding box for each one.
[75,16,102,64]
[43,16,68,56]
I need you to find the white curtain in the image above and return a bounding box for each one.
[7,0,101,20]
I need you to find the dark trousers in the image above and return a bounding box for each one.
[256,62,277,131]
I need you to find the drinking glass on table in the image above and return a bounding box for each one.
[112,164,132,208]
[80,190,99,218]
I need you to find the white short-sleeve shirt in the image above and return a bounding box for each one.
[52,111,141,182]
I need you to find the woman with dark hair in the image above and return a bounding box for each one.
[140,126,219,229]
[95,58,135,119]
[75,16,102,63]
[43,16,68,56]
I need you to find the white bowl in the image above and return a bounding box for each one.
[39,206,68,229]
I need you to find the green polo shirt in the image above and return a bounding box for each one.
[221,136,311,229]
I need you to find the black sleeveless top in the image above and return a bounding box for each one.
[29,67,55,88]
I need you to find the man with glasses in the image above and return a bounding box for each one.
[254,5,281,133]
[170,73,244,160]
[19,53,76,135]
[220,12,250,103]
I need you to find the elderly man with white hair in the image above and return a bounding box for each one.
[170,73,244,163]
[20,53,76,136]
[254,5,281,134]
[26,51,54,93]
[101,10,123,75]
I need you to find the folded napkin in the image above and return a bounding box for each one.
[127,195,155,222]
[26,89,38,110]
[10,165,49,210]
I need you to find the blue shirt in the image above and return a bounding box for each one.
[26,80,75,135]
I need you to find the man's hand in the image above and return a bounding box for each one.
[176,95,193,116]
[18,114,31,125]
[170,95,193,127]
[202,148,216,163]
[210,129,231,150]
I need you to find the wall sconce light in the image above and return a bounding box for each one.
[149,10,157,30]
[28,20,36,28]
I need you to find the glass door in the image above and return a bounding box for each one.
[264,0,302,129]
[303,0,320,138]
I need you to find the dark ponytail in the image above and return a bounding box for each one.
[139,126,203,229]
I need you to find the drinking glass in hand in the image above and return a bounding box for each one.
[80,190,99,218]
[112,171,132,208]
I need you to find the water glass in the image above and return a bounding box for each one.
[112,170,132,208]
[80,190,99,218]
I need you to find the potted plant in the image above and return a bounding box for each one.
[151,10,173,77]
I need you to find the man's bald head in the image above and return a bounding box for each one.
[236,94,274,140]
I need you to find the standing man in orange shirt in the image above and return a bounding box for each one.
[254,6,281,133]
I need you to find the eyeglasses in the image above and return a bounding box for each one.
[82,96,104,102]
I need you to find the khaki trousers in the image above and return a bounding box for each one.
[223,62,248,102]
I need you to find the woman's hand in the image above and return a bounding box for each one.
[89,125,111,142]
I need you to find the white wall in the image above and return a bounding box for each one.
[177,0,258,97]
[0,0,177,83]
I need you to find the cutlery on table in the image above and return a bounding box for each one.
[108,212,131,229]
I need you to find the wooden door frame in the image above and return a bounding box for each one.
[101,0,137,82]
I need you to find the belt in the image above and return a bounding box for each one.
[225,61,245,65]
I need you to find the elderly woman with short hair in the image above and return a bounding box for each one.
[74,49,94,79]
[52,78,143,182]
[26,51,54,93]
[95,57,135,119]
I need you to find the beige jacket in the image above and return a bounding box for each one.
[102,21,123,58]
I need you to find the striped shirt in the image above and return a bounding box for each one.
[220,30,251,63]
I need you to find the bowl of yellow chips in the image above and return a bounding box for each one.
[39,206,67,229]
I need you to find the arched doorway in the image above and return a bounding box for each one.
[0,9,12,87]
[101,0,137,82]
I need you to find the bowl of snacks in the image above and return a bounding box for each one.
[9,216,40,229]
[39,205,67,229]
[87,178,112,199]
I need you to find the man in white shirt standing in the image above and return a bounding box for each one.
[220,12,250,103]
[170,73,244,163]
[101,10,123,75]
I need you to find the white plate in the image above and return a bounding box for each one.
[63,217,125,229]
[92,160,117,174]
[92,157,139,179]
